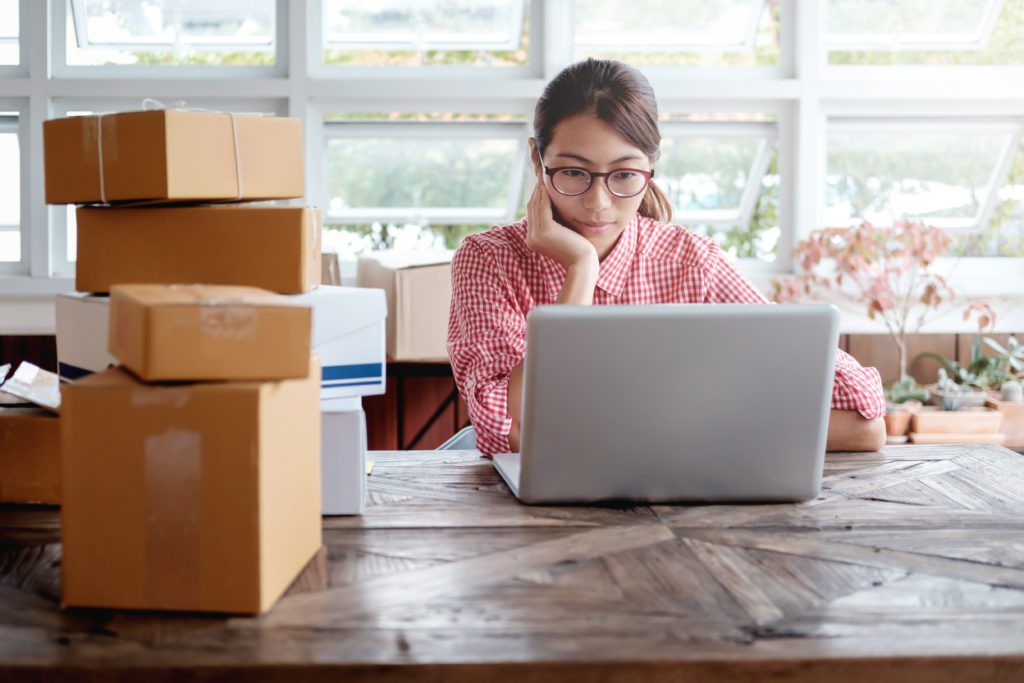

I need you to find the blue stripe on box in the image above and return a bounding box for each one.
[322,380,383,389]
[58,362,93,380]
[321,363,383,382]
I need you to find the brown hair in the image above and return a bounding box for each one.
[533,58,672,224]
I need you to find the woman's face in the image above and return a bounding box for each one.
[532,113,651,258]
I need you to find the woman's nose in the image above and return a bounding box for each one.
[582,179,614,210]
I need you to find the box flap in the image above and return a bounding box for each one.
[290,286,387,347]
[358,250,453,271]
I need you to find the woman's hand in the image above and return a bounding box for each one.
[525,178,598,271]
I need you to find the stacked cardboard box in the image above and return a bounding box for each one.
[39,108,384,613]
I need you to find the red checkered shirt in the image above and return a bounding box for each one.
[447,214,886,456]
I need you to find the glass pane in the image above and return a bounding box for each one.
[323,0,529,66]
[656,135,778,260]
[0,0,18,66]
[0,131,19,262]
[826,126,1012,229]
[574,0,779,67]
[828,0,1024,65]
[67,0,276,66]
[327,136,519,215]
[951,139,1024,257]
[657,136,762,217]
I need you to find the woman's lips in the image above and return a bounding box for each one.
[577,220,612,234]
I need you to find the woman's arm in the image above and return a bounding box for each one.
[826,410,886,452]
[508,259,599,452]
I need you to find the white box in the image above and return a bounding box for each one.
[290,286,387,401]
[55,293,117,381]
[321,402,366,516]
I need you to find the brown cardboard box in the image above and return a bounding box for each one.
[356,251,452,362]
[0,407,60,504]
[60,360,322,614]
[44,110,303,205]
[110,284,312,382]
[76,206,321,295]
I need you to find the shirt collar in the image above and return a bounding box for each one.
[594,213,639,297]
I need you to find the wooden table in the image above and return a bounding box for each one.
[2,445,1024,681]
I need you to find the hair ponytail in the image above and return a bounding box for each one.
[638,181,672,224]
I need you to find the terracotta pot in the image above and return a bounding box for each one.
[883,410,912,437]
[987,395,1024,450]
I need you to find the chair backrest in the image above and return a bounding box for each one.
[437,425,477,451]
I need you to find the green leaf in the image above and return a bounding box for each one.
[984,337,1009,355]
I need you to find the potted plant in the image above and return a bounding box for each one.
[982,335,1024,450]
[882,378,927,443]
[772,219,969,441]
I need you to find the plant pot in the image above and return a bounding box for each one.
[909,406,1005,445]
[987,394,1024,450]
[883,410,913,438]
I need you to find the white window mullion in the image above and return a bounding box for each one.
[542,0,573,80]
[792,0,825,255]
[27,0,50,278]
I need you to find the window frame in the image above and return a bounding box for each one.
[0,0,1021,335]
[825,0,1005,53]
[657,120,776,229]
[825,117,1024,231]
[53,0,289,79]
[309,0,544,81]
[322,119,530,226]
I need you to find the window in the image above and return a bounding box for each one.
[65,0,277,67]
[324,117,528,257]
[573,0,779,67]
[0,114,18,263]
[0,0,17,66]
[657,120,778,259]
[827,0,1024,66]
[825,120,1022,251]
[322,0,530,67]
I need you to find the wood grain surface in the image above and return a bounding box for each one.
[1,445,1023,682]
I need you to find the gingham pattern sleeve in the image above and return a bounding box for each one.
[447,237,527,456]
[702,240,886,420]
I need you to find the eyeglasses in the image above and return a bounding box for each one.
[542,164,654,198]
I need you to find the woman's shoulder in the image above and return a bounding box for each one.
[455,220,530,263]
[635,215,724,270]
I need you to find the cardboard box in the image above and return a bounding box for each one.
[356,251,452,362]
[321,252,342,286]
[44,110,303,205]
[110,284,312,382]
[290,286,387,400]
[76,206,321,295]
[0,407,60,504]
[55,293,116,381]
[60,360,323,614]
[321,400,366,516]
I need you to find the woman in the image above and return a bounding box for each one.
[447,58,887,457]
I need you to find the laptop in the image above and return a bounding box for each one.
[492,304,840,504]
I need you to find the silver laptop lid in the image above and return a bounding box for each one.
[517,304,840,504]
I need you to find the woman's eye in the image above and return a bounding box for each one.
[563,169,588,178]
[612,171,637,180]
